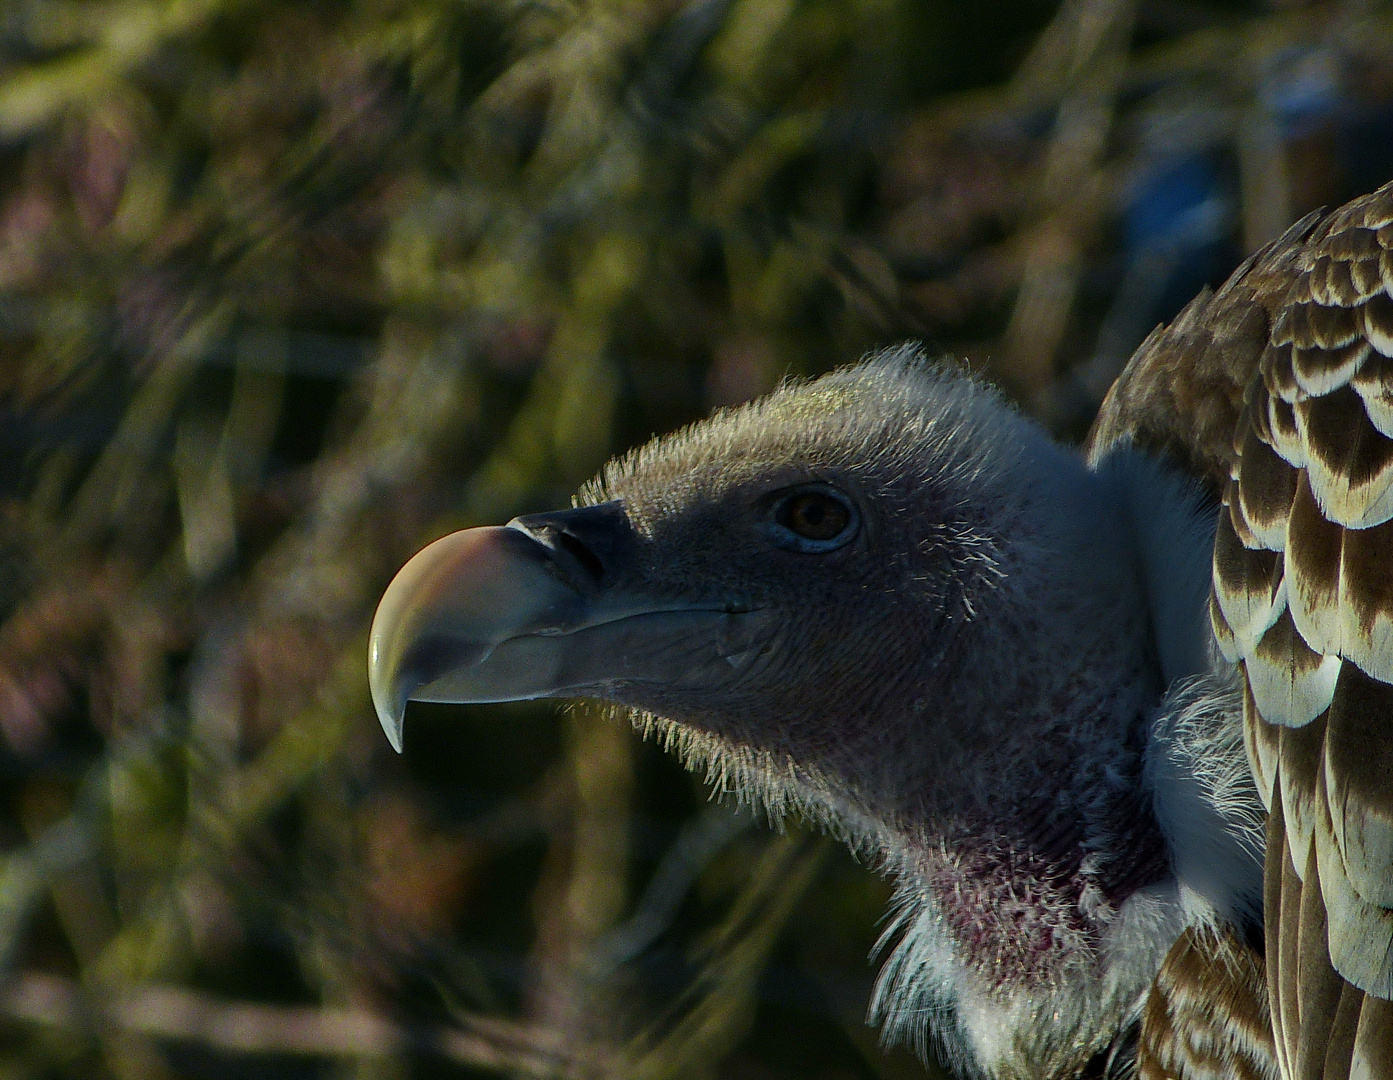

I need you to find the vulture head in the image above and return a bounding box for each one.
[370,347,1252,1077]
[372,184,1393,1079]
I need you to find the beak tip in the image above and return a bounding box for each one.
[367,524,580,751]
[380,711,406,754]
[368,622,408,755]
[369,665,408,754]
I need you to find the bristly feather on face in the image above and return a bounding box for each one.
[574,346,1214,1077]
[368,342,1261,1079]
[379,180,1393,1080]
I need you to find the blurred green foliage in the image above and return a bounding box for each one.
[0,0,1391,1077]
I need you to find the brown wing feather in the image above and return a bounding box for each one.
[1089,208,1324,489]
[1091,179,1393,1080]
[1137,926,1278,1080]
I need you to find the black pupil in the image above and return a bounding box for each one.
[782,493,849,541]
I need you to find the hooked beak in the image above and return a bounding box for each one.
[368,504,764,752]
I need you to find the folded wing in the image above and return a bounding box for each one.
[1091,180,1393,1080]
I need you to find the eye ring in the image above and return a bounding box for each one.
[767,486,859,552]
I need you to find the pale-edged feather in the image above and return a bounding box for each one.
[1295,839,1345,1080]
[1137,927,1277,1080]
[1284,488,1393,684]
[1213,586,1241,663]
[1265,342,1303,406]
[1324,220,1388,261]
[1276,802,1303,1078]
[1214,510,1288,653]
[1312,771,1393,1000]
[1275,714,1328,882]
[1243,681,1281,809]
[1272,299,1361,357]
[1322,664,1393,910]
[1089,207,1324,488]
[1337,523,1393,682]
[1352,254,1388,304]
[1323,981,1364,1080]
[1351,353,1393,438]
[1292,339,1369,397]
[1310,253,1378,309]
[1250,378,1278,443]
[1294,386,1393,530]
[1284,473,1345,658]
[1364,291,1393,359]
[1230,475,1266,548]
[1264,344,1303,412]
[1091,180,1393,1074]
[1245,614,1340,731]
[1237,421,1299,551]
[1268,392,1307,467]
[1350,996,1393,1080]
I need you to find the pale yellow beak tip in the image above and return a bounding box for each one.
[368,624,407,754]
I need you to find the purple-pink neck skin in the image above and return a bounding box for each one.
[368,352,1200,1060]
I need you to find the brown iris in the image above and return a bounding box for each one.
[777,491,851,541]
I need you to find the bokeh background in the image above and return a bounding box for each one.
[2,0,1392,1077]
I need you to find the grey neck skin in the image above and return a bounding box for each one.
[612,408,1255,1080]
[866,450,1259,1080]
[367,354,1262,1080]
[610,443,1195,1077]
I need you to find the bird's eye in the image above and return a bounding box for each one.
[780,493,848,539]
[768,488,858,552]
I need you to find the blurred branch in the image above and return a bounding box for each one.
[591,803,751,974]
[0,0,242,138]
[2,0,1392,1075]
[1,971,611,1078]
[626,833,827,1080]
[0,816,96,974]
[60,302,232,549]
[1001,0,1135,400]
[525,706,634,1048]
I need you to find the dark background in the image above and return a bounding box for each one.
[1,0,1392,1076]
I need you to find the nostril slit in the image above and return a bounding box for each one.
[554,530,606,584]
[512,505,629,588]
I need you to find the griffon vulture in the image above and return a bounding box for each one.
[368,180,1393,1079]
